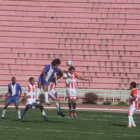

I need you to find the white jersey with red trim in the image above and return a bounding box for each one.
[64,72,78,89]
[48,73,59,101]
[25,84,36,104]
[48,73,57,91]
[129,88,138,109]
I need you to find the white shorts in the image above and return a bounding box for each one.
[128,105,136,116]
[27,98,36,105]
[66,88,76,99]
[48,90,59,101]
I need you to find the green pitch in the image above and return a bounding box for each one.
[0,108,140,140]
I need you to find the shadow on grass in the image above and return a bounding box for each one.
[11,119,69,124]
[112,124,126,127]
[0,117,12,120]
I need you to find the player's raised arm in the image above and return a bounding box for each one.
[76,76,90,81]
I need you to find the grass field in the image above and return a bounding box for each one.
[0,108,140,140]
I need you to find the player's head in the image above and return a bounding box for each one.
[130,82,136,89]
[29,77,35,85]
[51,58,61,69]
[12,77,16,84]
[68,66,75,74]
[56,71,63,80]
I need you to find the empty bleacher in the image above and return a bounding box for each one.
[0,0,140,90]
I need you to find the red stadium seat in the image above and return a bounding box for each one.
[0,0,139,90]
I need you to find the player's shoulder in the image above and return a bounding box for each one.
[44,64,51,69]
[16,83,21,87]
[16,83,20,86]
[132,89,137,93]
[45,64,51,68]
[8,83,11,86]
[55,68,61,72]
[74,72,78,77]
[131,89,137,96]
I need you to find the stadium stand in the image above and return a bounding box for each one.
[0,0,140,92]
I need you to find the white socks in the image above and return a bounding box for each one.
[17,110,21,119]
[45,92,49,103]
[55,102,60,112]
[2,109,21,119]
[36,88,41,100]
[42,110,46,116]
[128,116,136,127]
[2,109,6,118]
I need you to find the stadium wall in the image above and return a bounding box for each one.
[0,0,140,100]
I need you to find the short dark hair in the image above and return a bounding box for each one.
[68,66,75,71]
[130,82,136,88]
[12,77,16,80]
[51,59,61,66]
[57,71,63,77]
[29,77,34,82]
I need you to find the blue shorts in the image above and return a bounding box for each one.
[38,75,49,86]
[7,96,19,104]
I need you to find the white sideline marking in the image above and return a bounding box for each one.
[0,126,140,137]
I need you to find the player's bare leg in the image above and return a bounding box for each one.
[72,99,78,118]
[20,105,32,121]
[48,93,65,117]
[1,103,9,118]
[68,99,73,118]
[38,104,48,121]
[55,101,65,117]
[20,104,48,122]
[44,86,50,105]
[15,103,21,120]
[128,109,136,128]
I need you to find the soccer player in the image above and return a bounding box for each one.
[36,59,61,105]
[128,82,138,128]
[1,77,22,119]
[63,66,90,118]
[48,71,65,117]
[20,77,48,121]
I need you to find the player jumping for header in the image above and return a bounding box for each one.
[128,82,138,128]
[48,71,65,117]
[36,59,61,105]
[20,77,48,122]
[64,66,90,118]
[1,77,22,120]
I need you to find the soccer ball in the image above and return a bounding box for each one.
[67,60,72,66]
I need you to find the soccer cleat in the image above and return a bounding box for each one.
[44,118,48,122]
[19,119,22,122]
[73,113,78,119]
[70,112,74,118]
[132,125,136,128]
[1,116,4,119]
[43,116,48,122]
[57,112,65,117]
[127,125,131,128]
